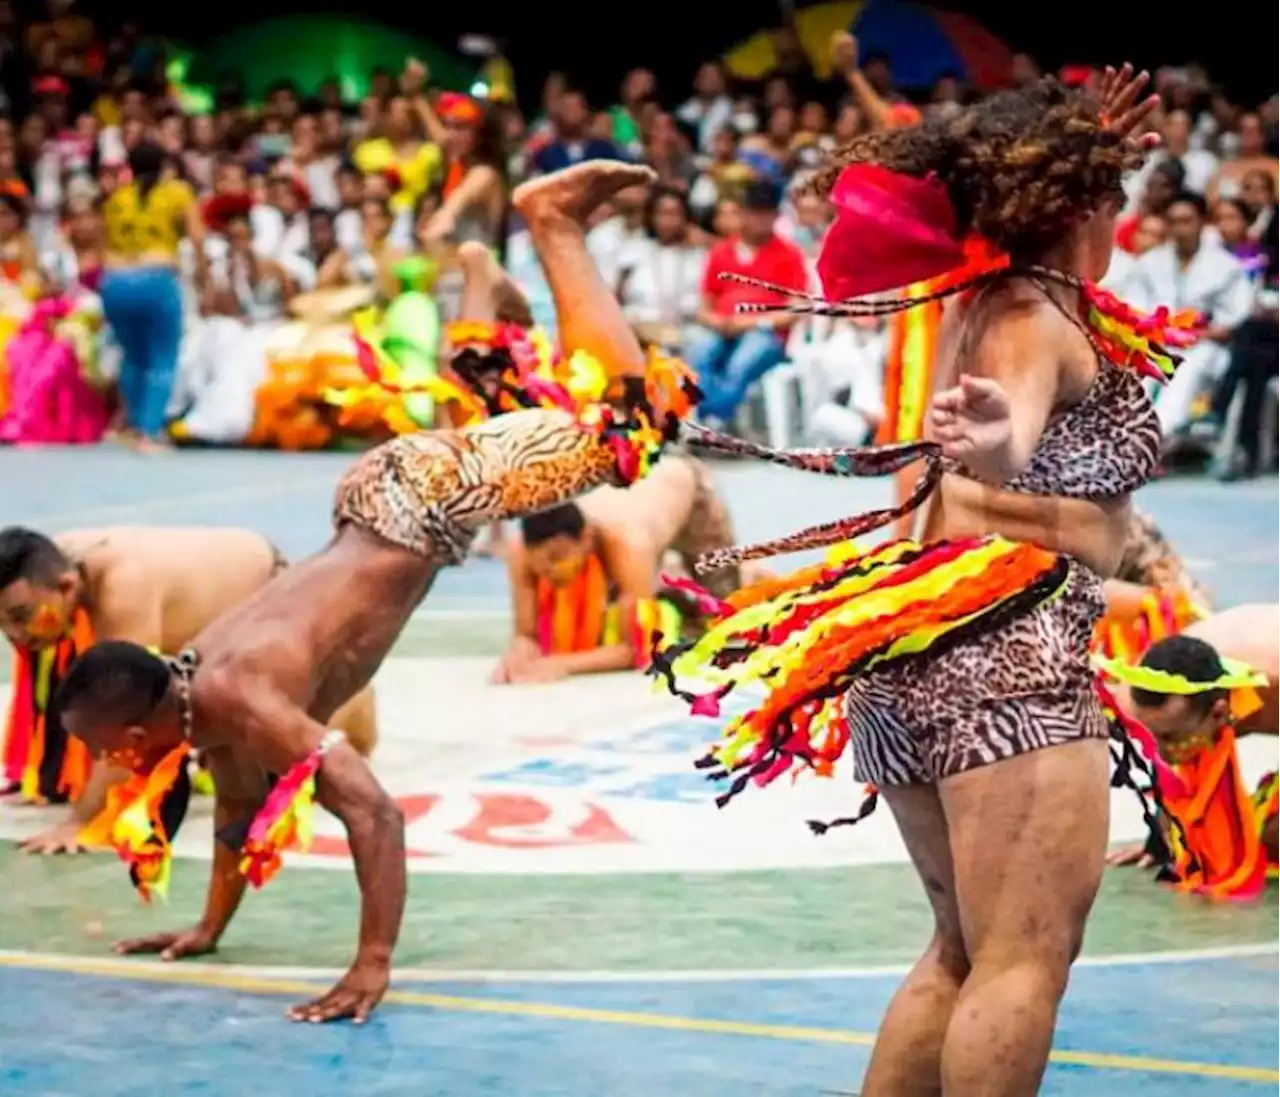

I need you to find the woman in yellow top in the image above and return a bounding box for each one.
[100,142,208,450]
[352,93,442,216]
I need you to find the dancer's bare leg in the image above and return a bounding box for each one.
[859,785,968,1097]
[455,241,533,328]
[512,161,657,378]
[939,739,1108,1096]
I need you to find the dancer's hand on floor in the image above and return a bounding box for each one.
[929,374,1013,465]
[491,638,541,684]
[506,657,568,684]
[18,818,87,855]
[288,957,390,1024]
[116,923,219,961]
[1105,844,1157,869]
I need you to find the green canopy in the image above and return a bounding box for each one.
[186,16,475,102]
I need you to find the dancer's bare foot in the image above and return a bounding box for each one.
[513,161,657,228]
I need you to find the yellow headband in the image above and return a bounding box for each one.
[1092,654,1268,695]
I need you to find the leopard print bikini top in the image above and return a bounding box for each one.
[942,282,1162,502]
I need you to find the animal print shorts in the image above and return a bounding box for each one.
[333,408,621,566]
[847,561,1108,785]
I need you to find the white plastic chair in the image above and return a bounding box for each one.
[757,359,800,448]
[740,315,833,448]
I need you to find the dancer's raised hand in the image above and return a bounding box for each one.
[1098,63,1162,152]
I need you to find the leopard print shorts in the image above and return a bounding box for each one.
[333,408,622,566]
[847,560,1108,785]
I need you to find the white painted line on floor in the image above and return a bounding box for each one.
[1,941,1273,985]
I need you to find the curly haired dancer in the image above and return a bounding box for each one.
[654,69,1187,1095]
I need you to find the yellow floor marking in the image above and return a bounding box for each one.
[2,952,1275,1085]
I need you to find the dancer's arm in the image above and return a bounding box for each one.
[831,33,895,132]
[1102,578,1158,622]
[113,763,265,962]
[183,198,210,294]
[423,166,501,242]
[494,544,542,682]
[244,688,406,1022]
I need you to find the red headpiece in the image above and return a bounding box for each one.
[201,193,255,235]
[438,92,483,126]
[817,163,977,301]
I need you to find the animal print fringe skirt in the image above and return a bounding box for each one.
[334,408,622,565]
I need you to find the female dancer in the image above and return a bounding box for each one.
[100,141,208,451]
[657,70,1181,1094]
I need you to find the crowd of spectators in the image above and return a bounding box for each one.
[0,2,1275,478]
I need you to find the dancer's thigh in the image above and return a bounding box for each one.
[940,739,1109,971]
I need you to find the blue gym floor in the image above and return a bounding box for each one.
[0,952,1275,1096]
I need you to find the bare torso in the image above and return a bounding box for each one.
[58,526,278,648]
[920,282,1133,577]
[190,525,436,733]
[1183,604,1279,734]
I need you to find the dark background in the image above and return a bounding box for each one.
[81,0,1273,108]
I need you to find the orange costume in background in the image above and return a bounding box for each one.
[1162,724,1278,900]
[535,554,678,668]
[876,282,942,445]
[2,607,94,803]
[1098,657,1277,901]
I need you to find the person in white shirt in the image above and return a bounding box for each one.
[585,181,647,291]
[1122,109,1219,211]
[266,173,311,261]
[616,185,705,354]
[1129,191,1256,442]
[675,62,735,155]
[1102,212,1166,299]
[280,113,340,211]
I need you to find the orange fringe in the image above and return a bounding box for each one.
[536,554,608,656]
[1165,730,1276,900]
[2,607,94,803]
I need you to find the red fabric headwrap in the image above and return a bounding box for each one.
[817,163,969,301]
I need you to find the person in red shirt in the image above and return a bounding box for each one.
[689,179,808,426]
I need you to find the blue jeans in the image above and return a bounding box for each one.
[101,266,184,438]
[686,326,787,422]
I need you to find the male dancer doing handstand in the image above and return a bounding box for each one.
[52,161,679,1025]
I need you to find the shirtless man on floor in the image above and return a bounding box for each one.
[1108,602,1278,868]
[493,456,739,682]
[49,160,679,1025]
[0,526,376,853]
